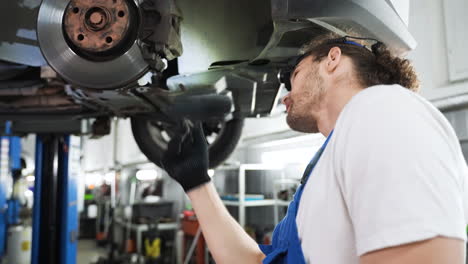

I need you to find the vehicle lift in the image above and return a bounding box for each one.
[31,133,80,264]
[0,120,80,264]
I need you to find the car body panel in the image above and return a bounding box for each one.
[0,0,46,67]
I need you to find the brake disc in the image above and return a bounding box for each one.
[37,0,148,89]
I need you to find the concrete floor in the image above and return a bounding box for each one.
[77,239,108,264]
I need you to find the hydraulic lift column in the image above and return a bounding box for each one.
[32,134,80,264]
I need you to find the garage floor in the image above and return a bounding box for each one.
[77,240,107,264]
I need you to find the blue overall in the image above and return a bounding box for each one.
[259,131,334,264]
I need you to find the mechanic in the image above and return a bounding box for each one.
[161,33,468,264]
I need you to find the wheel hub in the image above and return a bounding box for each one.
[86,9,108,31]
[63,0,131,53]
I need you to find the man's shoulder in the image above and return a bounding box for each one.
[335,84,445,136]
[343,84,427,117]
[351,84,416,106]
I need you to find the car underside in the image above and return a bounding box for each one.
[0,0,416,167]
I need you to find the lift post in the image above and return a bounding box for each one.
[31,134,80,264]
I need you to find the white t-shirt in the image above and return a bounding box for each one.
[296,84,468,264]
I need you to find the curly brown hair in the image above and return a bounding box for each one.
[301,33,420,92]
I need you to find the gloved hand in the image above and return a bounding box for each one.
[162,121,211,192]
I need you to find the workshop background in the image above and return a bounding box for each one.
[2,0,468,263]
[77,0,468,262]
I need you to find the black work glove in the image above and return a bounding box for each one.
[162,122,211,192]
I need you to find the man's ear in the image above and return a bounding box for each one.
[326,47,342,73]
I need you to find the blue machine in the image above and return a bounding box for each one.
[0,122,23,257]
[7,135,22,227]
[0,119,80,264]
[31,135,79,264]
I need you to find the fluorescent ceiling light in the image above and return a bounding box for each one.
[207,169,215,177]
[104,172,115,183]
[26,175,35,182]
[136,169,158,181]
[85,173,100,186]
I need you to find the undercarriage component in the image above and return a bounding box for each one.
[9,95,73,108]
[138,0,183,70]
[40,66,58,80]
[165,59,287,118]
[65,85,156,116]
[0,61,31,81]
[0,77,74,109]
[37,0,148,89]
[0,119,91,135]
[134,84,234,121]
[0,80,44,95]
[91,117,111,137]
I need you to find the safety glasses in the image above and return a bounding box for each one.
[279,52,311,92]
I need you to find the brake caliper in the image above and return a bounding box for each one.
[138,0,183,71]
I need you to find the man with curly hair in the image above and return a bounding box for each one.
[161,33,468,264]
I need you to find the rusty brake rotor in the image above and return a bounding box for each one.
[37,0,148,89]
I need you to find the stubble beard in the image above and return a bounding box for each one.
[286,71,324,133]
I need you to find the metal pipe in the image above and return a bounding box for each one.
[111,118,119,209]
[83,159,151,174]
[184,227,202,264]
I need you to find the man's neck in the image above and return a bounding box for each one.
[316,83,364,137]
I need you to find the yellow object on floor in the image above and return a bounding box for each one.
[145,238,161,258]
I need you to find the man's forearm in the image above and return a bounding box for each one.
[188,182,265,264]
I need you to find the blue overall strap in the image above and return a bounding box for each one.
[300,130,334,185]
[260,130,334,264]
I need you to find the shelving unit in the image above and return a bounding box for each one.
[215,163,293,227]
